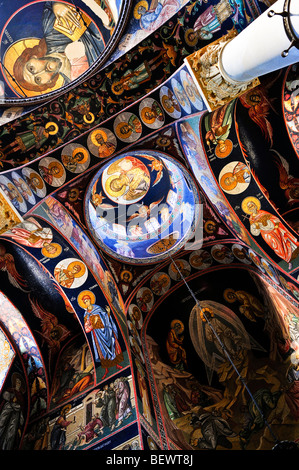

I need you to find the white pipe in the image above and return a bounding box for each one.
[220,0,299,83]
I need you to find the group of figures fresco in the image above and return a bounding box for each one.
[177,97,299,277]
[1,70,298,274]
[140,267,299,450]
[0,62,205,178]
[84,151,200,262]
[0,0,299,453]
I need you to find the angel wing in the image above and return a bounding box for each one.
[152,170,163,186]
[271,149,297,191]
[127,209,143,222]
[28,294,71,348]
[140,155,164,186]
[239,90,274,145]
[249,106,273,145]
[0,250,29,292]
[149,197,164,211]
[273,154,289,189]
[127,197,164,221]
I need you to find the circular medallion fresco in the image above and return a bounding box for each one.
[0,0,130,104]
[84,150,200,263]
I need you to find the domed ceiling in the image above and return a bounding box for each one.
[85,150,200,263]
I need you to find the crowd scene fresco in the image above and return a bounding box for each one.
[0,0,299,451]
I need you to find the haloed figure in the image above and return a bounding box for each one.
[82,293,123,380]
[13,2,104,93]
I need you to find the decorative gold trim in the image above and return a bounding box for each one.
[184,30,260,111]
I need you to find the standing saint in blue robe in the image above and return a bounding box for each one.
[82,293,123,379]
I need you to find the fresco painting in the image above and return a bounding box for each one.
[84,150,200,263]
[0,0,298,454]
[144,268,299,450]
[0,0,122,101]
[0,328,15,391]
[0,186,23,233]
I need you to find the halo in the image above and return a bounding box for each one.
[134,0,148,19]
[90,129,108,146]
[151,272,170,289]
[61,404,72,415]
[223,288,237,303]
[215,139,233,158]
[157,273,169,284]
[72,147,89,164]
[48,161,64,178]
[204,220,216,234]
[7,183,23,202]
[41,242,62,258]
[173,85,187,107]
[11,372,26,392]
[111,81,124,95]
[130,305,141,320]
[156,136,171,147]
[77,289,95,308]
[140,106,155,124]
[261,258,269,269]
[3,38,64,97]
[45,122,59,135]
[115,121,132,139]
[29,172,44,189]
[67,187,80,202]
[161,94,174,113]
[140,288,152,299]
[241,196,261,214]
[184,28,198,47]
[170,319,184,331]
[105,175,127,198]
[244,88,263,106]
[83,112,95,124]
[200,307,214,322]
[15,175,32,196]
[170,260,182,275]
[68,260,86,277]
[147,437,157,449]
[182,79,194,100]
[220,172,237,191]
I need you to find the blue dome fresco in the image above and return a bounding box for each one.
[84,150,201,263]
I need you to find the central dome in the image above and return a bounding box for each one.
[84,150,200,263]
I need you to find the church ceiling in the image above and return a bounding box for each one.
[0,0,298,452]
[0,0,131,104]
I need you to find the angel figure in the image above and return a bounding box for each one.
[223,288,265,322]
[105,157,150,202]
[141,154,164,186]
[28,294,71,367]
[239,87,275,146]
[127,197,164,222]
[0,243,29,291]
[91,185,114,212]
[271,149,299,207]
